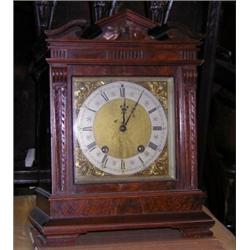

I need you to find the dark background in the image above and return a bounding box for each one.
[14,1,236,234]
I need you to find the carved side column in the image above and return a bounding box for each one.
[50,67,68,194]
[182,67,198,189]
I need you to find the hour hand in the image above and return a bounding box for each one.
[120,98,127,125]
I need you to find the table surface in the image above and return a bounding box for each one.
[14,195,236,250]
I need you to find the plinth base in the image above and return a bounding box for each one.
[29,207,214,247]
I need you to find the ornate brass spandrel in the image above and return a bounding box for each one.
[137,80,168,111]
[75,142,109,177]
[72,77,174,182]
[73,79,106,115]
[136,143,168,177]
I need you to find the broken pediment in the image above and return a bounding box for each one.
[45,9,201,43]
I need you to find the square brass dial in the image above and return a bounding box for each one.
[72,77,175,183]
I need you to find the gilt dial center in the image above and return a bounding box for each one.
[93,98,152,159]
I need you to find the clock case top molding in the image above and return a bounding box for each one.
[29,10,214,247]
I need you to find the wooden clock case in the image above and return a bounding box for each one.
[29,10,214,246]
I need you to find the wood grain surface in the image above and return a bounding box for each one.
[14,196,235,250]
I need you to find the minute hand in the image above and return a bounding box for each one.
[124,91,144,126]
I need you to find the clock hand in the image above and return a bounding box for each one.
[120,97,127,125]
[124,91,144,127]
[124,94,142,127]
[119,97,128,132]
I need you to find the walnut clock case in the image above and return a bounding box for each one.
[29,10,214,247]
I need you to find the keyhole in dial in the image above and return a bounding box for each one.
[101,146,109,154]
[137,145,145,153]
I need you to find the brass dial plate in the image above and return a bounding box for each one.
[72,77,175,183]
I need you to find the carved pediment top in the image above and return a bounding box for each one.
[97,9,157,28]
[96,9,156,41]
[45,9,201,43]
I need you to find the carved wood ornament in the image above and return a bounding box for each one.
[29,10,214,247]
[51,67,68,193]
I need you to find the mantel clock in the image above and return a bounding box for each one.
[29,10,214,247]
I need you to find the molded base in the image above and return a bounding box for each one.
[29,207,214,247]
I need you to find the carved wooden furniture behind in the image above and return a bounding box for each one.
[29,10,214,247]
